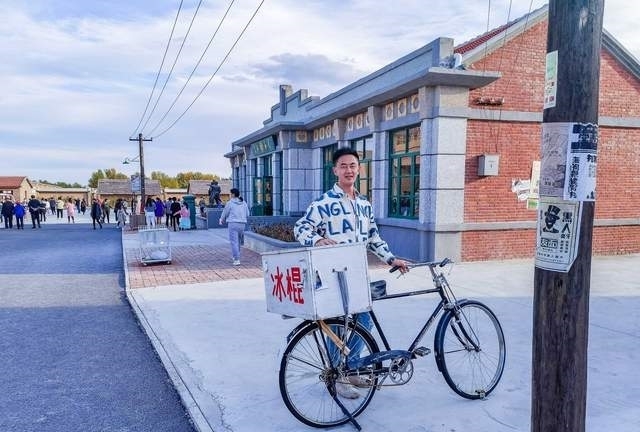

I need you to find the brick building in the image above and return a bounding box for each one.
[224,6,640,261]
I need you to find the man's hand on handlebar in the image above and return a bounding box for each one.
[389,258,410,274]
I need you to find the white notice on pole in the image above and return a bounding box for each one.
[563,123,598,201]
[539,122,598,202]
[544,50,558,109]
[535,197,581,272]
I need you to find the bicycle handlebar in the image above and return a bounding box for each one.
[389,257,453,273]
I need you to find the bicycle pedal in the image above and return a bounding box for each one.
[413,346,431,357]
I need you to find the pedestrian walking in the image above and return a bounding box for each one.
[179,203,191,230]
[2,198,14,229]
[66,198,76,223]
[219,188,249,266]
[169,198,181,232]
[56,197,65,218]
[14,201,25,229]
[28,195,41,228]
[90,198,103,229]
[102,199,111,224]
[154,197,165,226]
[144,197,156,228]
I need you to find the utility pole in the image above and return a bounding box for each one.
[532,1,604,432]
[129,133,152,214]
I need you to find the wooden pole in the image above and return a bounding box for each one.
[129,133,152,214]
[532,2,604,431]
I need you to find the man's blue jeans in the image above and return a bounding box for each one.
[328,312,373,367]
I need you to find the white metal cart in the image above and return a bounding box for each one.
[138,227,172,265]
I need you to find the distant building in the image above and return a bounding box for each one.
[32,182,90,203]
[0,176,33,203]
[97,178,162,213]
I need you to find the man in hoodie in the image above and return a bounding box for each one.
[294,147,409,399]
[219,188,249,266]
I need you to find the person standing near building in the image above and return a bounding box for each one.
[2,197,14,229]
[154,197,165,226]
[164,198,172,227]
[14,201,25,229]
[102,199,111,224]
[219,188,249,266]
[28,195,41,229]
[179,202,191,230]
[66,198,76,223]
[294,147,409,399]
[169,197,181,231]
[144,197,156,228]
[90,198,103,229]
[56,197,65,219]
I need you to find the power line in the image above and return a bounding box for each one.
[146,0,239,136]
[153,0,265,139]
[139,0,205,134]
[130,0,185,138]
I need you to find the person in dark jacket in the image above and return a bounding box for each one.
[169,198,181,231]
[90,198,103,229]
[27,195,41,228]
[1,198,14,229]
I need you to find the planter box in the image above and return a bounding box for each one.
[243,231,299,254]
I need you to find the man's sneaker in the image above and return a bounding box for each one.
[335,383,360,399]
[346,375,370,387]
[232,260,241,266]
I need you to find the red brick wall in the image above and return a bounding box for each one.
[461,19,640,260]
[462,225,640,261]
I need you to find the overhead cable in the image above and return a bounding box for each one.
[140,0,205,134]
[147,0,239,137]
[153,0,265,139]
[130,0,185,139]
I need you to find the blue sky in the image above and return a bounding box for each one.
[1,0,637,186]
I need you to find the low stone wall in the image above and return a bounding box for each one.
[243,231,300,254]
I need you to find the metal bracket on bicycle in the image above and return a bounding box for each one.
[318,320,351,355]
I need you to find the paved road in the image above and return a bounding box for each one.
[0,223,195,432]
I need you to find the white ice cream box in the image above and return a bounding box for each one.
[262,243,372,320]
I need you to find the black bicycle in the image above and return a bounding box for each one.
[278,258,506,430]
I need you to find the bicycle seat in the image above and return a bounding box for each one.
[370,280,387,299]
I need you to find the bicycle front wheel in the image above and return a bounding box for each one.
[435,300,506,399]
[279,318,379,428]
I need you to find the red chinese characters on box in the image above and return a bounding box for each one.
[270,266,305,304]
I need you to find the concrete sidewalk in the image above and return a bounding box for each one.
[122,228,640,432]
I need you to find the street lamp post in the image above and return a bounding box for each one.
[128,133,152,214]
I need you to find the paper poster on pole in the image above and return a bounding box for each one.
[544,50,558,109]
[564,123,597,201]
[535,197,581,272]
[539,122,598,201]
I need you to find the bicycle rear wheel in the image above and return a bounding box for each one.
[435,300,506,399]
[279,318,379,428]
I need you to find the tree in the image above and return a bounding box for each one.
[88,168,129,188]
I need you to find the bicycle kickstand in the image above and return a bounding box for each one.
[327,383,362,431]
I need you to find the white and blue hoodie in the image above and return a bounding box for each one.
[294,184,396,265]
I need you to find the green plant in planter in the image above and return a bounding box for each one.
[251,223,297,242]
